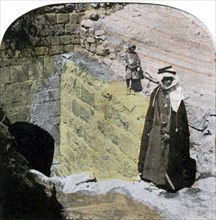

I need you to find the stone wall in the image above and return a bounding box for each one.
[0,3,123,152]
[58,54,149,180]
[0,4,84,125]
[0,55,62,153]
[0,4,86,59]
[0,3,123,60]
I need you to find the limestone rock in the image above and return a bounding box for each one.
[86,36,95,43]
[95,29,106,36]
[109,53,116,59]
[29,169,54,196]
[84,40,90,50]
[96,35,107,41]
[195,136,215,175]
[89,43,96,53]
[96,45,109,56]
[90,3,100,9]
[57,173,96,193]
[88,27,95,37]
[89,13,100,21]
[81,19,95,28]
[186,103,210,131]
[54,173,216,220]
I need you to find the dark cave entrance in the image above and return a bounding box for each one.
[8,121,55,177]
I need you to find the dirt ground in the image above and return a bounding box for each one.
[59,192,160,220]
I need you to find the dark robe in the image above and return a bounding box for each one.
[138,86,196,191]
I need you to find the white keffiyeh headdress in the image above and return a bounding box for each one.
[157,66,184,112]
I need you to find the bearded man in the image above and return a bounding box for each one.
[138,66,196,192]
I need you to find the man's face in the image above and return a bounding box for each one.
[162,77,174,87]
[129,46,135,52]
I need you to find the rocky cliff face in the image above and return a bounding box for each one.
[57,53,149,180]
[0,110,63,219]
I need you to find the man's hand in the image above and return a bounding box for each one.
[161,133,170,143]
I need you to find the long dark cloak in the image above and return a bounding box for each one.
[138,86,196,191]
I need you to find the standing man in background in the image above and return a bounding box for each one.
[124,44,141,95]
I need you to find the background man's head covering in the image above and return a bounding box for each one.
[128,43,136,49]
[156,66,184,112]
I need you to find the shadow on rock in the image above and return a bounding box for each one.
[0,117,64,219]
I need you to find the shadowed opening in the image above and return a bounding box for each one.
[8,122,54,177]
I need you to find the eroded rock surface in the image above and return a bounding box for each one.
[34,172,216,220]
[56,54,149,179]
[0,111,63,219]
